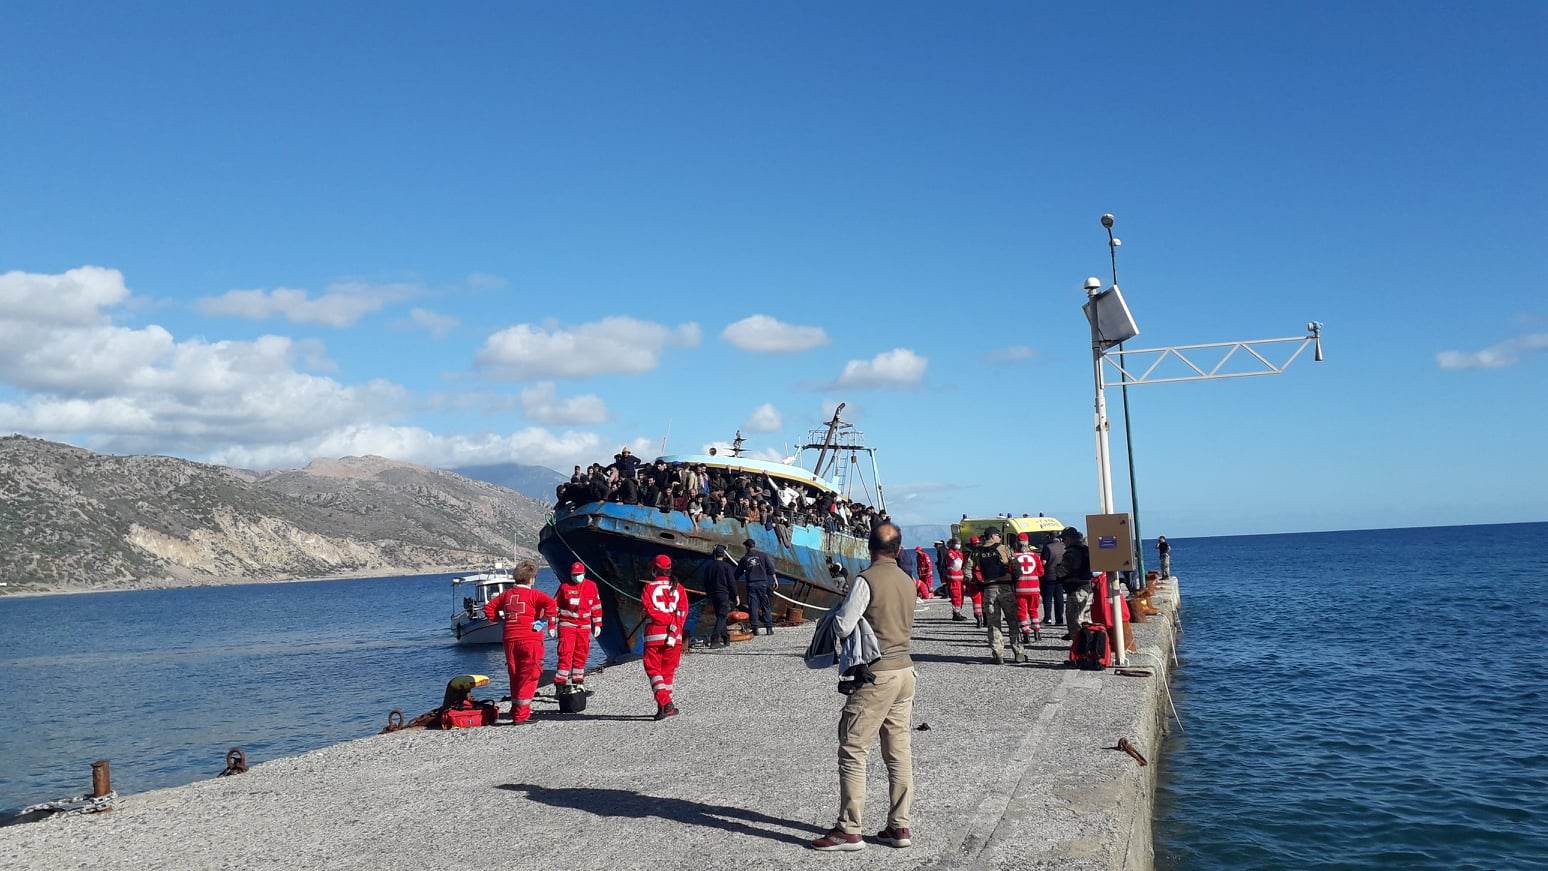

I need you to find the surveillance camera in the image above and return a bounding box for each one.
[1084,277,1102,291]
[1100,214,1115,228]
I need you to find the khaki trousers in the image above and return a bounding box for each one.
[983,583,1022,659]
[1067,585,1093,637]
[837,666,916,834]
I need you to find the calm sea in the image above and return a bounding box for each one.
[2,525,1545,868]
[1154,522,1548,870]
[0,568,563,816]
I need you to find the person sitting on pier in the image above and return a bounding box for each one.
[482,561,556,725]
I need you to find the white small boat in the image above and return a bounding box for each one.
[450,565,515,645]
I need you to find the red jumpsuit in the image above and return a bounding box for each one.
[971,562,984,620]
[1012,551,1044,636]
[484,585,556,723]
[914,548,935,599]
[641,574,687,710]
[945,548,965,611]
[554,577,602,687]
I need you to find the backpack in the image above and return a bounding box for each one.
[1068,623,1112,671]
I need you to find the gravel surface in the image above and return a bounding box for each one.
[0,583,1180,871]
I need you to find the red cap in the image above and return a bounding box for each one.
[652,554,672,573]
[569,562,585,575]
[1018,533,1029,542]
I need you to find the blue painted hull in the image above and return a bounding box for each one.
[537,502,871,662]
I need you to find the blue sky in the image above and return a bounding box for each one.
[1,2,1544,535]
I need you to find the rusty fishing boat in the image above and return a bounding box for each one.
[538,405,883,662]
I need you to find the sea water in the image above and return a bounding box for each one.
[1154,522,1548,870]
[0,569,563,815]
[2,526,1545,868]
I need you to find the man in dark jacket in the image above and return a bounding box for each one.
[612,447,642,480]
[1039,536,1066,629]
[1058,527,1093,640]
[703,545,739,648]
[736,537,776,635]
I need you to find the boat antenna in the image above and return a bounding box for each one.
[730,430,746,458]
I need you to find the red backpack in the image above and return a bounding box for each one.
[1068,624,1112,670]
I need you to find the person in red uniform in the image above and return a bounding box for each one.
[641,553,688,720]
[554,561,603,692]
[968,536,985,628]
[944,537,967,622]
[483,561,556,724]
[1010,533,1045,643]
[913,546,934,600]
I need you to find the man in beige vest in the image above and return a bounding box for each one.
[811,522,917,852]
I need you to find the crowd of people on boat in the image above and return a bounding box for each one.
[552,447,892,539]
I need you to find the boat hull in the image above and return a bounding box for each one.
[538,502,871,662]
[451,615,504,645]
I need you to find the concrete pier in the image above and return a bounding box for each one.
[0,584,1180,871]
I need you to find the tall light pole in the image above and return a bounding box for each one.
[1102,214,1147,588]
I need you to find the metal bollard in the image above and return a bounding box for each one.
[91,760,111,798]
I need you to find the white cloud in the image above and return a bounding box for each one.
[743,402,782,433]
[985,345,1036,363]
[722,314,830,353]
[407,307,460,339]
[519,382,609,425]
[0,267,405,455]
[208,424,608,471]
[476,317,701,379]
[0,266,130,325]
[197,281,415,327]
[833,348,927,388]
[1436,333,1548,369]
[466,272,509,290]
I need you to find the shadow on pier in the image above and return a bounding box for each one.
[496,783,810,846]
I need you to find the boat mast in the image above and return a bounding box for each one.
[811,403,845,478]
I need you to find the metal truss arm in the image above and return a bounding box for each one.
[1100,327,1322,387]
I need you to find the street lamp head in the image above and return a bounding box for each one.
[1109,237,1122,248]
[1100,213,1115,229]
[1084,276,1103,292]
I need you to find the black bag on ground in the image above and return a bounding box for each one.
[557,686,588,713]
[1069,624,1111,671]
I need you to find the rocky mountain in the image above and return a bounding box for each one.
[451,462,567,503]
[0,436,548,592]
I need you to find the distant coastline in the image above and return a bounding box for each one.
[0,555,540,599]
